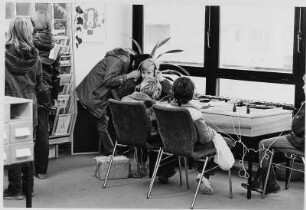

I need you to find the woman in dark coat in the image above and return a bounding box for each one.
[4,17,46,200]
[31,10,60,179]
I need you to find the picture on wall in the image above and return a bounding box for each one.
[75,3,106,43]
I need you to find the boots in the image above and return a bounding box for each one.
[241,167,280,195]
[261,167,281,195]
[241,167,263,190]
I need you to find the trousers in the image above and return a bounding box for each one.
[34,107,50,174]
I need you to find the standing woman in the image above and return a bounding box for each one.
[31,10,60,179]
[4,17,46,199]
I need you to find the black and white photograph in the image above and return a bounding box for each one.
[1,0,305,209]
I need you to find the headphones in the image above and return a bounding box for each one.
[137,58,158,76]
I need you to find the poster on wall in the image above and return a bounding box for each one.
[74,2,106,44]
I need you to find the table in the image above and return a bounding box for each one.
[198,101,292,199]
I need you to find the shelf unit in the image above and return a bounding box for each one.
[4,96,34,165]
[49,3,77,158]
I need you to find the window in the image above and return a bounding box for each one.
[144,5,205,65]
[220,6,294,73]
[219,79,295,104]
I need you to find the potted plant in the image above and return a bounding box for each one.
[129,37,190,81]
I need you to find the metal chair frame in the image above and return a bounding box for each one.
[148,104,233,209]
[262,149,305,198]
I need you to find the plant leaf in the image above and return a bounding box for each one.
[127,48,137,55]
[122,34,143,54]
[131,38,143,54]
[160,63,190,76]
[151,37,171,57]
[156,49,183,59]
[150,41,160,57]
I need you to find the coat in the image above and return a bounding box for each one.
[76,48,131,118]
[33,29,60,108]
[5,44,45,126]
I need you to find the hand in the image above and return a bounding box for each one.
[127,70,140,80]
[156,71,166,82]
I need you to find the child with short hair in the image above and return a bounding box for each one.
[171,77,233,194]
[118,58,173,100]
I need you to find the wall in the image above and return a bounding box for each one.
[73,3,132,86]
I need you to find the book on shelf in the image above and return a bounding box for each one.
[59,73,71,86]
[53,113,72,136]
[60,65,71,74]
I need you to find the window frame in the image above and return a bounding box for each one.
[133,5,305,107]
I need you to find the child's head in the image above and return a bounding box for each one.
[6,17,34,53]
[138,58,158,80]
[139,77,162,100]
[31,10,52,32]
[172,77,195,106]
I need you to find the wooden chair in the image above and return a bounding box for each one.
[262,148,304,198]
[148,104,233,209]
[103,99,159,188]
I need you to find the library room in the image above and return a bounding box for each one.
[0,0,305,209]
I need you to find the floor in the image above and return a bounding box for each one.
[2,153,305,209]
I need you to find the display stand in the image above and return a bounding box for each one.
[48,3,77,158]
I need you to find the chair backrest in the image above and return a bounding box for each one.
[152,104,197,157]
[108,99,152,147]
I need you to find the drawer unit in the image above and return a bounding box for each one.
[3,145,10,165]
[9,121,33,143]
[10,142,34,164]
[4,123,9,145]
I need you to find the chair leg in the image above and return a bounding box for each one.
[103,141,118,188]
[178,156,183,186]
[135,147,141,177]
[190,157,209,209]
[147,148,163,199]
[261,149,274,199]
[184,157,189,189]
[228,169,233,198]
[285,157,294,190]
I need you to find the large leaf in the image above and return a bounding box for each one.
[131,38,143,54]
[151,37,171,57]
[156,49,183,59]
[160,63,190,76]
[122,35,143,54]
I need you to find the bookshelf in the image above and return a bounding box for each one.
[49,3,77,158]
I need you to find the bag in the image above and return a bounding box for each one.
[212,132,235,171]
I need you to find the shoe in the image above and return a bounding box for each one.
[158,176,169,184]
[3,189,24,200]
[196,174,214,195]
[22,191,35,197]
[37,174,47,179]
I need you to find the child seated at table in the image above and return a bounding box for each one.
[171,76,234,194]
[122,77,177,180]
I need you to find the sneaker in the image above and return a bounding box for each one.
[37,174,46,179]
[196,174,214,195]
[3,189,24,200]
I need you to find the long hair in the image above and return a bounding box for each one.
[6,17,34,53]
[31,10,52,32]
